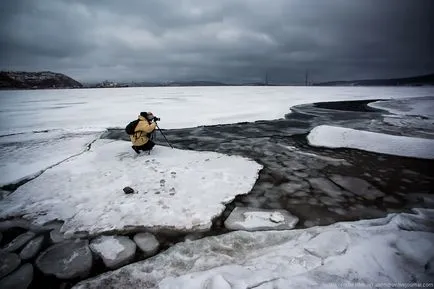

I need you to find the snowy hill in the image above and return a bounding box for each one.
[0,71,83,89]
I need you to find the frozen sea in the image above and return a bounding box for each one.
[1,86,433,135]
[0,86,433,289]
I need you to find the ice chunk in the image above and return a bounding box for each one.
[133,233,160,258]
[329,175,384,200]
[2,232,35,253]
[224,207,298,231]
[19,235,45,260]
[0,252,21,279]
[36,240,92,279]
[307,125,434,159]
[90,236,136,269]
[304,230,349,259]
[0,263,33,289]
[308,177,346,198]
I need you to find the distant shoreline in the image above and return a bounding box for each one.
[1,84,433,91]
[1,70,433,90]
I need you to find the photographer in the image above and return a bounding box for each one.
[130,111,159,154]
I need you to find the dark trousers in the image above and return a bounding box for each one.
[134,140,155,152]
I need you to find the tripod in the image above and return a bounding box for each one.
[155,123,173,148]
[147,122,173,155]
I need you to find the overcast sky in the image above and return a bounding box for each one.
[1,0,433,83]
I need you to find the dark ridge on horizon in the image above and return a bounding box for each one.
[0,71,83,89]
[312,73,434,87]
[82,72,434,87]
[1,70,433,89]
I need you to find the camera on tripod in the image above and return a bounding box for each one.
[145,113,160,122]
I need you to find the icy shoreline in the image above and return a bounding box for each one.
[73,208,434,289]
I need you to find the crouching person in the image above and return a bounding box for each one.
[131,112,157,154]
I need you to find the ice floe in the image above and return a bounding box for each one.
[0,140,262,236]
[307,125,434,159]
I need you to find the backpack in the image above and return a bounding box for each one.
[125,119,140,135]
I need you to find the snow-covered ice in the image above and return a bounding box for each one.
[90,236,136,269]
[369,96,434,136]
[307,125,434,159]
[224,207,299,231]
[90,236,126,261]
[0,131,100,186]
[0,140,262,236]
[369,96,434,119]
[0,87,432,287]
[1,86,433,135]
[304,230,349,259]
[133,232,160,257]
[73,209,434,289]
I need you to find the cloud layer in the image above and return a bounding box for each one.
[1,0,433,83]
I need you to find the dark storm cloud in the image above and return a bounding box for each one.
[1,0,433,83]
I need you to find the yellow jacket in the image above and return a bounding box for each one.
[130,115,157,146]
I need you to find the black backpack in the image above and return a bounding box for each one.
[125,119,140,135]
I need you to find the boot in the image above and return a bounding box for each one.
[132,146,140,154]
